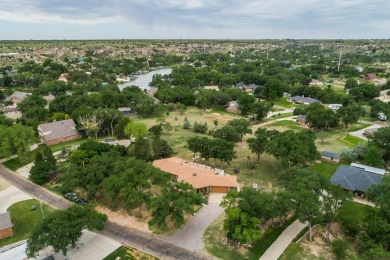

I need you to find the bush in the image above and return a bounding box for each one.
[331,239,349,260]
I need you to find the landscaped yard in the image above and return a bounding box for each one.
[0,199,54,247]
[204,212,298,260]
[312,162,340,180]
[273,97,296,108]
[49,138,87,152]
[103,246,159,260]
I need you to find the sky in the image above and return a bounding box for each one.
[0,0,389,40]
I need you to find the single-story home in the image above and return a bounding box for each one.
[289,95,321,105]
[321,151,340,163]
[330,163,385,195]
[226,101,239,114]
[118,107,137,117]
[0,212,13,239]
[296,115,307,124]
[309,79,324,86]
[38,119,82,146]
[153,157,239,193]
[359,73,377,81]
[5,91,31,104]
[0,107,22,120]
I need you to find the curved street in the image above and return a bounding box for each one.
[0,164,214,260]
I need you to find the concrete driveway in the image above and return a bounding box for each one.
[0,186,32,213]
[0,230,120,260]
[349,124,382,141]
[162,193,225,252]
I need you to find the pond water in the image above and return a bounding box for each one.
[118,67,172,91]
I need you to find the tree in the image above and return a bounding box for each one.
[305,103,339,129]
[340,147,358,163]
[78,115,103,139]
[266,130,319,167]
[29,146,57,185]
[182,118,191,129]
[247,128,271,163]
[251,102,273,121]
[337,105,360,128]
[237,94,256,115]
[345,78,358,89]
[124,121,147,140]
[363,145,384,168]
[0,124,36,160]
[115,117,131,139]
[213,126,241,143]
[26,206,107,257]
[367,175,390,222]
[371,127,390,168]
[223,207,262,245]
[148,181,205,230]
[149,124,163,137]
[227,119,252,141]
[193,121,208,133]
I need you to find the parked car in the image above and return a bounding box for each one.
[378,113,387,121]
[65,192,77,200]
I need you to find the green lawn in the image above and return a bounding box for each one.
[265,120,302,132]
[49,138,87,152]
[103,246,159,260]
[0,199,54,247]
[273,97,296,108]
[339,134,366,147]
[312,162,340,180]
[265,112,294,121]
[204,212,298,260]
[335,201,371,223]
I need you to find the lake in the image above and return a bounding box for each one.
[118,67,172,91]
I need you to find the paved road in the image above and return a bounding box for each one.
[259,219,308,260]
[0,185,32,213]
[0,164,214,260]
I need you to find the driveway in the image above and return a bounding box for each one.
[0,230,120,260]
[349,124,383,141]
[161,193,225,252]
[0,185,32,213]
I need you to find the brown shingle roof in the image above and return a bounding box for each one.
[153,157,238,189]
[38,119,80,142]
[0,212,13,230]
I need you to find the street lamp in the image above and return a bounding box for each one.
[39,195,45,219]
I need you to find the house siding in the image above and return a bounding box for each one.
[44,134,82,146]
[0,227,13,239]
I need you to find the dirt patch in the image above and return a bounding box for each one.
[96,206,152,234]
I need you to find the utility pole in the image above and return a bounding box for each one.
[337,47,342,72]
[39,195,45,219]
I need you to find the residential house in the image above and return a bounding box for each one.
[5,91,31,104]
[235,82,259,93]
[204,86,220,91]
[153,157,239,193]
[359,73,377,81]
[289,95,321,105]
[321,151,340,163]
[0,107,22,120]
[118,107,137,117]
[296,115,307,124]
[57,73,69,82]
[38,119,81,146]
[328,104,342,110]
[226,101,239,114]
[309,79,324,86]
[330,163,385,196]
[0,213,13,239]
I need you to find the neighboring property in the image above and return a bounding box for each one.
[363,126,386,138]
[0,212,14,239]
[204,85,219,91]
[153,157,239,193]
[309,79,324,86]
[5,91,31,104]
[359,73,377,81]
[296,115,307,124]
[0,107,22,120]
[321,151,340,163]
[43,94,56,103]
[330,163,386,196]
[289,95,321,104]
[38,119,82,146]
[118,107,137,117]
[57,73,69,82]
[328,104,342,110]
[226,101,240,114]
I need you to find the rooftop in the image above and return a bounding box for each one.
[0,212,13,230]
[38,119,80,142]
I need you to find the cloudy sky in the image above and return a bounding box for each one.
[0,0,389,40]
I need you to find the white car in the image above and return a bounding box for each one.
[378,113,387,121]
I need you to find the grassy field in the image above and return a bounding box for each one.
[312,162,340,180]
[264,120,302,132]
[339,134,367,146]
[103,246,159,260]
[273,97,296,108]
[0,199,54,247]
[204,212,298,260]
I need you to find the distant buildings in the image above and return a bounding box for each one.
[359,73,377,81]
[5,91,31,104]
[226,101,239,114]
[118,107,137,117]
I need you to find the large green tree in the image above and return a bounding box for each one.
[371,127,390,168]
[0,124,36,160]
[227,119,253,141]
[237,94,256,115]
[26,206,107,257]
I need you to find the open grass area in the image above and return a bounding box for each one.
[335,201,371,223]
[103,246,159,260]
[204,212,298,260]
[339,134,367,147]
[265,112,294,121]
[312,162,340,180]
[0,199,54,247]
[49,138,87,152]
[273,97,296,108]
[265,120,302,132]
[280,243,326,260]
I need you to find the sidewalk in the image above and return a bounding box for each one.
[259,219,307,260]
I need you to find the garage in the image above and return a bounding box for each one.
[210,186,229,193]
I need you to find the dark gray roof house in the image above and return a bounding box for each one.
[321,151,340,163]
[330,164,384,193]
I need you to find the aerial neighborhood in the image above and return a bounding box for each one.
[0,39,390,260]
